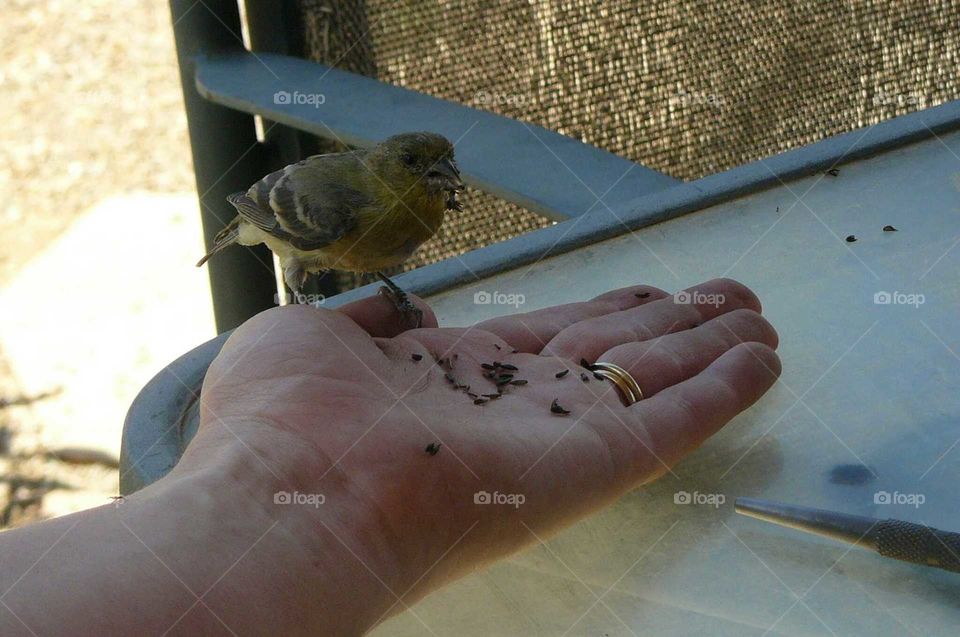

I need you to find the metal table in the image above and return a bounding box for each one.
[122,104,960,636]
[370,124,960,637]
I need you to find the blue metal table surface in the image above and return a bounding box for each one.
[372,130,960,636]
[117,103,960,635]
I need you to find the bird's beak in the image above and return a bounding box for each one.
[428,158,464,191]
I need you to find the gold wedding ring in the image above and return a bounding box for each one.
[590,362,644,406]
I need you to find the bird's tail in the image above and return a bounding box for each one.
[196,217,240,267]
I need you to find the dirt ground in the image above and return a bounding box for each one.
[1,0,213,528]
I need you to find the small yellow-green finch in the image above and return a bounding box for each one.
[196,131,464,327]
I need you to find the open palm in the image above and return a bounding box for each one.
[181,278,780,632]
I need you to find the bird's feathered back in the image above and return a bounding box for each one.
[233,152,374,251]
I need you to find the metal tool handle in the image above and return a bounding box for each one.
[876,519,960,573]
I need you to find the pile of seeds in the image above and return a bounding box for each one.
[420,353,598,454]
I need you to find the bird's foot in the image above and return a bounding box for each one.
[283,265,309,302]
[377,285,423,329]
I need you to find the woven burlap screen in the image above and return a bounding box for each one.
[293,0,959,287]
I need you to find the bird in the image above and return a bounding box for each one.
[196,131,464,327]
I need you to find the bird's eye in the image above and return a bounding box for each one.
[401,152,416,166]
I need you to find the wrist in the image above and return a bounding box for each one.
[171,418,400,635]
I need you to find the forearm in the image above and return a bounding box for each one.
[0,439,392,636]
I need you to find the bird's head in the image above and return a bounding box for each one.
[372,132,464,210]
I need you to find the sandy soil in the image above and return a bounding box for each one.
[0,0,215,527]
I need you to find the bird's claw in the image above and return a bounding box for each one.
[378,285,423,329]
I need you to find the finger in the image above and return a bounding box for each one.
[337,291,438,336]
[207,304,388,398]
[471,284,668,353]
[544,278,762,363]
[598,309,778,399]
[631,342,781,481]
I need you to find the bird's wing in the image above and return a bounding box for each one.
[231,152,372,251]
[226,191,282,234]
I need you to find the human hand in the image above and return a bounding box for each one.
[179,278,780,635]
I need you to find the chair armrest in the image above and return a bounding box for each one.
[194,52,679,221]
[119,332,230,494]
